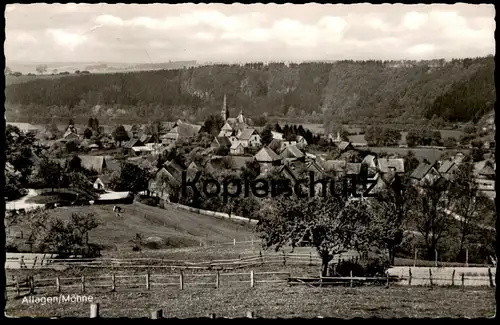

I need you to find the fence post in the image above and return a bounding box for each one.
[408,268,412,286]
[465,248,469,267]
[90,303,99,318]
[259,250,263,265]
[146,272,150,290]
[461,273,465,290]
[451,269,455,287]
[319,271,323,288]
[179,271,184,290]
[233,238,236,246]
[385,272,389,288]
[81,275,86,293]
[350,270,353,288]
[33,256,38,268]
[150,309,162,319]
[15,276,20,297]
[215,271,220,289]
[29,276,35,294]
[488,267,494,287]
[429,269,433,288]
[434,250,438,267]
[56,276,61,293]
[282,251,286,266]
[309,252,312,266]
[413,249,418,267]
[250,270,255,288]
[111,274,116,292]
[246,311,254,318]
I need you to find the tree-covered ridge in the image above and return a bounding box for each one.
[5,57,494,125]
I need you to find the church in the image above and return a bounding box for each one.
[218,94,254,138]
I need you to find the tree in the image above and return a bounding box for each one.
[37,158,63,192]
[404,151,420,176]
[447,163,495,261]
[67,155,83,172]
[69,118,75,126]
[409,179,453,259]
[200,115,224,136]
[83,127,93,139]
[261,124,274,146]
[35,64,48,75]
[112,125,130,147]
[370,184,417,265]
[240,159,261,180]
[256,195,363,277]
[275,123,283,133]
[109,161,154,194]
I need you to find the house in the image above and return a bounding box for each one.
[131,146,153,157]
[59,131,80,143]
[371,171,403,195]
[123,138,144,149]
[280,144,305,162]
[255,147,281,172]
[296,135,308,148]
[473,179,496,200]
[322,160,347,178]
[57,155,109,174]
[346,163,362,176]
[238,128,261,148]
[139,134,156,145]
[6,122,40,134]
[338,141,354,152]
[481,134,495,150]
[162,122,201,144]
[280,141,298,152]
[438,160,459,181]
[211,136,232,150]
[377,158,405,174]
[474,160,495,180]
[230,142,245,155]
[89,144,99,151]
[93,175,111,191]
[271,131,283,140]
[410,162,442,187]
[218,122,235,137]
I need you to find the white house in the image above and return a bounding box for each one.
[296,135,308,147]
[218,122,234,137]
[271,131,283,140]
[238,128,261,148]
[230,142,245,155]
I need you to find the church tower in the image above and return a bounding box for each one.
[221,94,228,121]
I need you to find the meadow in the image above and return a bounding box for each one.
[5,285,495,318]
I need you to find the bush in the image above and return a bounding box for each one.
[331,256,390,277]
[138,195,160,207]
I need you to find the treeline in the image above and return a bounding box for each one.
[5,57,494,125]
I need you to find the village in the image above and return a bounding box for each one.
[6,92,496,209]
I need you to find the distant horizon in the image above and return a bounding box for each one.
[6,55,494,66]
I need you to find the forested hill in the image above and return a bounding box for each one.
[5,57,494,125]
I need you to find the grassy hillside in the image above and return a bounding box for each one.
[5,57,494,125]
[11,202,256,253]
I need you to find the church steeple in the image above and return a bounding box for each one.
[221,94,227,121]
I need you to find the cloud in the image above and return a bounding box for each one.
[4,4,495,63]
[46,29,88,51]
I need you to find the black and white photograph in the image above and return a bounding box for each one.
[3,3,496,319]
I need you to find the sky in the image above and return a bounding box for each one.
[4,3,496,64]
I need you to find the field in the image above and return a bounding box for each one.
[5,285,495,318]
[9,202,256,253]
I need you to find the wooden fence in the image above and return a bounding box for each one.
[4,270,291,297]
[5,250,361,270]
[5,266,496,299]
